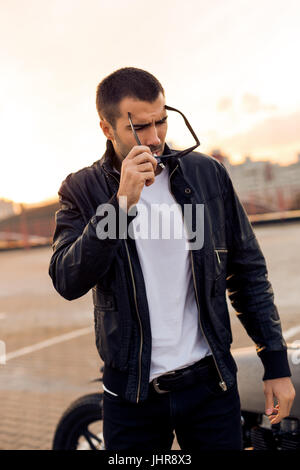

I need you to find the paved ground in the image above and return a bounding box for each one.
[0,222,299,449]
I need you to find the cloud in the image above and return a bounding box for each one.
[215,109,300,154]
[217,94,277,114]
[217,97,233,112]
[241,93,277,113]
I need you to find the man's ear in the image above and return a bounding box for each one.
[100,119,114,141]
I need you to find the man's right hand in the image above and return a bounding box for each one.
[117,145,158,212]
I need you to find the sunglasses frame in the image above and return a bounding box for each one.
[128,105,200,161]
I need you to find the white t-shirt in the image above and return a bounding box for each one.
[131,167,211,382]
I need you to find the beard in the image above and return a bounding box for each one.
[113,132,131,160]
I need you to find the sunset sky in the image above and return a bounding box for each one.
[1,0,299,203]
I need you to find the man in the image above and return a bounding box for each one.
[49,67,295,451]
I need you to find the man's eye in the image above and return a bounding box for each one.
[133,120,166,131]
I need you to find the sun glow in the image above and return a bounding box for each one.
[0,0,299,203]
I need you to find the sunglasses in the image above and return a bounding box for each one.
[128,105,200,163]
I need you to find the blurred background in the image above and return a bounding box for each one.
[0,0,299,450]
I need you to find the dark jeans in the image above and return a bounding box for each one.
[103,368,243,451]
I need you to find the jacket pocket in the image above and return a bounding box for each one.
[214,248,228,279]
[93,288,130,370]
[212,248,228,293]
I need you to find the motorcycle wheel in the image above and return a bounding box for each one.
[52,393,104,450]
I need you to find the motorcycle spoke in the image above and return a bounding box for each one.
[82,429,102,450]
[87,429,102,444]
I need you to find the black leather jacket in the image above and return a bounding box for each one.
[49,141,291,403]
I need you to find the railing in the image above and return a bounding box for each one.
[249,209,300,225]
[1,194,300,252]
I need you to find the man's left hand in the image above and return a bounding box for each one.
[263,377,296,424]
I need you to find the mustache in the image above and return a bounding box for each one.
[149,145,163,154]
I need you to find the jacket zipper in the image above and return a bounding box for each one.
[169,165,227,392]
[124,240,143,403]
[102,166,144,403]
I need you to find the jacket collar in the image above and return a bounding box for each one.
[99,140,121,177]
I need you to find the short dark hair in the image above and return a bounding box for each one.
[96,67,165,128]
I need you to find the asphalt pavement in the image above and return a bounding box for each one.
[0,222,299,449]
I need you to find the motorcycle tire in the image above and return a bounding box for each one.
[52,392,103,450]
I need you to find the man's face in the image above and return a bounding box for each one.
[102,92,168,165]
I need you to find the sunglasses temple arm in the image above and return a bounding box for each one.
[164,105,200,146]
[128,112,142,146]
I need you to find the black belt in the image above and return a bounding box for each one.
[150,355,216,394]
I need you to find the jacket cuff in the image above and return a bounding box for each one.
[258,349,292,380]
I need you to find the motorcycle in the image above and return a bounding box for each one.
[52,343,300,450]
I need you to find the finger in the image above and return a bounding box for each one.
[266,410,278,423]
[268,404,279,413]
[270,399,291,425]
[141,171,155,186]
[133,153,158,169]
[270,412,282,425]
[127,146,151,159]
[267,404,279,423]
[269,404,282,424]
[136,162,156,173]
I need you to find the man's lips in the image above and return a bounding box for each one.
[151,148,162,156]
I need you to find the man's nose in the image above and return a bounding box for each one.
[144,125,161,148]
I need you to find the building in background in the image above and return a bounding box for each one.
[211,151,300,214]
[0,198,16,221]
[1,152,300,249]
[0,200,59,250]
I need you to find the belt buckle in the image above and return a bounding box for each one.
[152,371,176,394]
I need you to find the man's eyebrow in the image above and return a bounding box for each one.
[126,115,168,128]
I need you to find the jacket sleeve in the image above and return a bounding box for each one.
[220,164,291,380]
[48,180,135,301]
